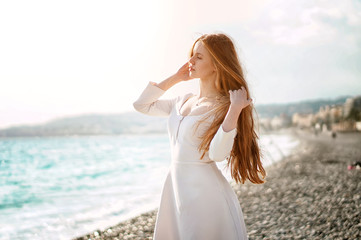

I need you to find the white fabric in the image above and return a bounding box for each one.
[133,82,248,240]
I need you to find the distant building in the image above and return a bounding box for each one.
[292,113,314,128]
[271,113,292,129]
[258,118,272,132]
[332,96,361,131]
[343,98,354,118]
[330,105,343,123]
[316,105,331,126]
[343,96,361,120]
[260,96,361,132]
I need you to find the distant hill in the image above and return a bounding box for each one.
[0,112,168,137]
[255,96,350,118]
[0,96,352,137]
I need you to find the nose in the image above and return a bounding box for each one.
[188,56,195,65]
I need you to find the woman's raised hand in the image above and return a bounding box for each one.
[175,62,194,81]
[229,87,252,111]
[155,62,194,91]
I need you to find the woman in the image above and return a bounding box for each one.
[133,33,266,240]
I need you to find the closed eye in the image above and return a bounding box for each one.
[195,53,203,60]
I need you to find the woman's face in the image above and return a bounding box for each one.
[188,41,216,79]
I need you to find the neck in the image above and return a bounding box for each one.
[198,75,218,98]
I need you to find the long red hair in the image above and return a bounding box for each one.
[192,33,266,184]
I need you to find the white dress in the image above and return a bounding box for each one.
[133,82,248,240]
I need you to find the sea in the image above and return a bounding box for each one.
[0,133,299,240]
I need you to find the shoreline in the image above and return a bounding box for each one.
[73,130,361,240]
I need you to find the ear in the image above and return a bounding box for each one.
[212,62,217,72]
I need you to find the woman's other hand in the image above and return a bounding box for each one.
[221,87,252,132]
[229,87,252,111]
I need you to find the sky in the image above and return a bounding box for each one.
[0,0,360,129]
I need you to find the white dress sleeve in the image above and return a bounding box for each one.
[208,124,237,162]
[133,81,177,117]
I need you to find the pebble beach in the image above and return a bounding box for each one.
[73,130,361,240]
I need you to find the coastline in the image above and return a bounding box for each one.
[73,130,361,240]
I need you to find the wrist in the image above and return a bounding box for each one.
[169,74,183,84]
[229,104,243,114]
